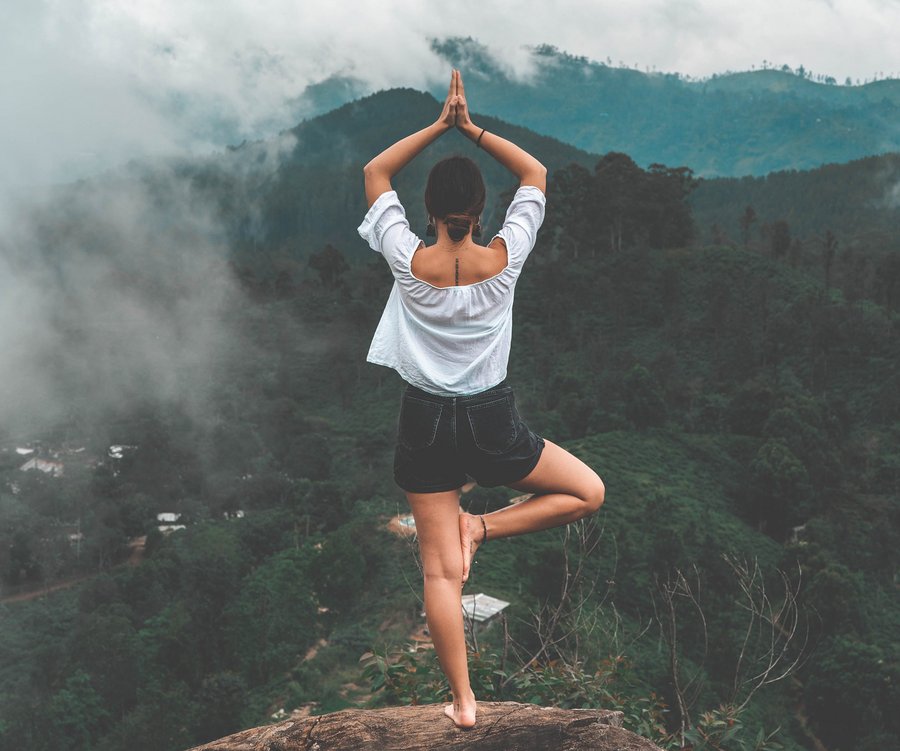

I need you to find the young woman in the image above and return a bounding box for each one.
[359,70,605,729]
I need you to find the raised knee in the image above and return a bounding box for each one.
[582,476,605,516]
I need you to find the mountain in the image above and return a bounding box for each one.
[168,88,597,267]
[32,87,900,284]
[295,37,900,177]
[23,85,900,289]
[187,89,900,267]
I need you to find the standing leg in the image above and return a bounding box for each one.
[460,439,605,581]
[407,488,477,728]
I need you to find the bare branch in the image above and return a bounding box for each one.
[722,554,810,713]
[501,517,617,689]
[652,566,709,744]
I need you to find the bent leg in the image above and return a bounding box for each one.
[462,439,604,563]
[406,488,477,728]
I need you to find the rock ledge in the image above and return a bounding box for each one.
[188,701,664,750]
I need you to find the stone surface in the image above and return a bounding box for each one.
[188,701,664,751]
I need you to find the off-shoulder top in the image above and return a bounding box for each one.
[357,185,545,396]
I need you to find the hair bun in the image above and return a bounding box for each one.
[445,215,473,242]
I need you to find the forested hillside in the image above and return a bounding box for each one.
[1,96,898,751]
[61,87,900,274]
[690,153,900,246]
[190,88,595,268]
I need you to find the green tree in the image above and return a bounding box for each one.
[804,636,899,749]
[821,230,837,290]
[543,162,592,257]
[45,669,110,751]
[769,219,791,258]
[622,364,667,429]
[763,399,839,490]
[70,604,140,716]
[643,163,696,247]
[225,547,318,683]
[739,205,757,247]
[93,677,194,751]
[192,671,248,742]
[176,524,252,681]
[312,526,367,611]
[803,563,864,636]
[748,439,812,538]
[595,152,644,252]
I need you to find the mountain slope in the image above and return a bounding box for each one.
[178,88,598,266]
[690,153,900,244]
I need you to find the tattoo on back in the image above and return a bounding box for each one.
[455,257,459,286]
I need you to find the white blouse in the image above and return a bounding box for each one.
[358,185,546,396]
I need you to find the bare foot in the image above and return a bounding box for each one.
[458,512,483,584]
[443,689,477,729]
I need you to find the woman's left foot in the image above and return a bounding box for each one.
[458,512,482,584]
[444,689,477,728]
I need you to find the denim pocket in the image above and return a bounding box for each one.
[398,395,443,450]
[466,395,519,454]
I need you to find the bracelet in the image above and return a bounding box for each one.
[475,128,486,148]
[480,515,488,544]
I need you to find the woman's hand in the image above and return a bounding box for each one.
[450,68,547,191]
[437,69,477,133]
[437,69,459,130]
[453,70,477,136]
[364,71,459,206]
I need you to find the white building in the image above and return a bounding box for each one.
[461,593,510,626]
[157,524,187,535]
[19,457,65,477]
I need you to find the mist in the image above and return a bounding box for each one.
[5,1,900,189]
[0,135,298,443]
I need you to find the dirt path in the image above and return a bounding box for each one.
[0,535,147,605]
[0,574,95,604]
[127,535,147,565]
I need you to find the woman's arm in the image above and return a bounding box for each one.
[363,72,459,207]
[454,71,547,193]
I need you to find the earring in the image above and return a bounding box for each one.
[473,221,482,238]
[426,221,436,237]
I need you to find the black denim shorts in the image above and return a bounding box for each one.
[393,380,545,494]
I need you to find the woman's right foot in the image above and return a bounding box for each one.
[458,512,483,583]
[443,689,477,728]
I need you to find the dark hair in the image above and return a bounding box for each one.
[424,156,486,242]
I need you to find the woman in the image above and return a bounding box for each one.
[358,70,605,729]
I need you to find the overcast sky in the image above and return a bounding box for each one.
[4,0,900,187]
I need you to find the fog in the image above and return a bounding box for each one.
[0,135,297,441]
[4,1,900,188]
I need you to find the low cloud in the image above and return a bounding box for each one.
[0,175,230,437]
[0,132,300,439]
[4,1,899,188]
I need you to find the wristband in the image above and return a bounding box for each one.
[475,128,486,148]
